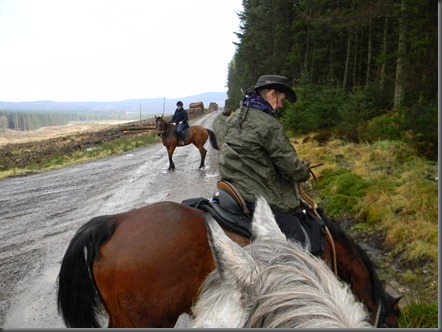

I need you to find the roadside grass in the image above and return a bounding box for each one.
[293,135,438,328]
[296,138,438,262]
[0,133,159,179]
[399,303,439,328]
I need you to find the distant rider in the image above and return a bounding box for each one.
[171,101,189,145]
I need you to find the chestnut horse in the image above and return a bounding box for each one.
[57,201,402,328]
[154,115,219,170]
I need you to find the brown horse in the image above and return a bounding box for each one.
[154,115,219,170]
[57,201,402,328]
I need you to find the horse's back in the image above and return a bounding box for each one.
[189,125,209,139]
[93,201,215,327]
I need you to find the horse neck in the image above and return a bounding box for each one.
[324,218,384,322]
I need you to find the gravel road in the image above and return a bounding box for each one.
[0,112,221,328]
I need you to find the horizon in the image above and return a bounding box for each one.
[0,91,227,113]
[0,91,227,104]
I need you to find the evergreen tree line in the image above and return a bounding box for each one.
[0,111,70,132]
[0,111,136,133]
[226,0,437,159]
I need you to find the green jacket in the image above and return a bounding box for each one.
[219,106,310,212]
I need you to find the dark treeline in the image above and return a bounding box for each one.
[0,111,138,133]
[0,111,70,132]
[226,0,437,159]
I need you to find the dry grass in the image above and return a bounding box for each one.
[295,135,438,262]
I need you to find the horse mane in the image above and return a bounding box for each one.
[192,239,371,328]
[246,240,371,328]
[317,207,387,304]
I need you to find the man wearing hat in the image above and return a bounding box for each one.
[219,75,311,248]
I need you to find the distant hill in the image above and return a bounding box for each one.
[0,92,227,116]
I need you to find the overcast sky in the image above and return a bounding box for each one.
[0,0,243,102]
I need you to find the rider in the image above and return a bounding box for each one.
[171,101,189,145]
[219,75,311,247]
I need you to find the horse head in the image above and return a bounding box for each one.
[154,115,169,137]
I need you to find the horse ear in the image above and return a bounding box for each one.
[252,196,286,243]
[205,215,256,288]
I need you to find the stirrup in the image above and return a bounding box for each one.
[216,180,250,215]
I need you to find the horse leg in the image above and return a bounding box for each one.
[167,146,176,170]
[197,145,207,169]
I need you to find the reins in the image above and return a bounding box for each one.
[297,165,383,327]
[296,164,337,276]
[374,300,382,327]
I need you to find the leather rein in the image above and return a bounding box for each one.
[295,164,337,275]
[296,164,383,327]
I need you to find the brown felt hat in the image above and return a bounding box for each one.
[246,75,297,103]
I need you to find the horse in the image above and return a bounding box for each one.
[154,115,219,170]
[57,200,401,328]
[190,196,372,328]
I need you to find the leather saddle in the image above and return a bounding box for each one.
[174,124,190,142]
[181,180,253,239]
[181,180,326,256]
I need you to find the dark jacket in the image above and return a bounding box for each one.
[171,107,189,125]
[219,106,310,212]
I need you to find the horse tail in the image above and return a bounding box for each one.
[57,215,118,327]
[207,129,220,150]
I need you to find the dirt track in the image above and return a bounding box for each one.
[0,112,220,328]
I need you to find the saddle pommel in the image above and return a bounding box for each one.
[217,180,250,215]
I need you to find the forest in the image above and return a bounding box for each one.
[0,111,71,132]
[0,110,138,133]
[226,0,438,160]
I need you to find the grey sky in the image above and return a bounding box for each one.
[0,0,242,102]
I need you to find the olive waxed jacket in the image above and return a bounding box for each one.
[219,106,310,213]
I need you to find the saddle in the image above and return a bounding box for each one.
[182,181,253,239]
[182,180,326,256]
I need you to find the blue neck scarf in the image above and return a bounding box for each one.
[242,93,275,117]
